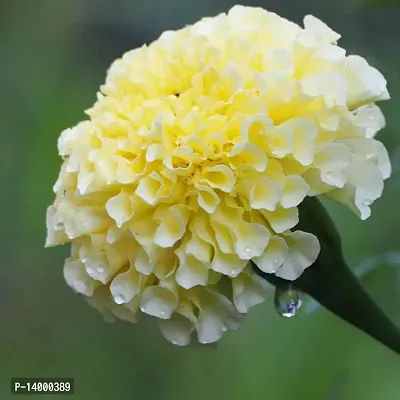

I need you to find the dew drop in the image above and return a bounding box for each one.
[55,222,64,230]
[81,257,88,263]
[243,246,253,259]
[160,311,165,318]
[114,294,125,305]
[140,305,146,312]
[274,284,302,318]
[362,199,373,206]
[73,280,87,293]
[86,267,94,274]
[325,171,335,182]
[231,269,237,276]
[97,266,105,273]
[221,325,227,332]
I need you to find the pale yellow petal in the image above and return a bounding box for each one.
[105,191,133,228]
[63,258,100,296]
[110,267,141,304]
[211,250,248,277]
[240,114,273,142]
[280,175,309,208]
[191,289,242,344]
[45,205,69,247]
[262,206,299,233]
[185,232,213,263]
[201,165,236,192]
[267,125,294,158]
[303,15,341,44]
[278,118,318,165]
[253,235,289,273]
[353,104,385,139]
[163,146,194,176]
[234,221,271,260]
[249,176,282,211]
[262,47,293,75]
[275,231,320,280]
[158,314,194,346]
[140,285,178,319]
[154,205,190,248]
[343,138,391,180]
[193,184,220,214]
[302,71,348,107]
[229,142,268,172]
[232,273,269,313]
[175,255,209,289]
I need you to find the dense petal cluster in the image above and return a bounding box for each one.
[46,6,391,345]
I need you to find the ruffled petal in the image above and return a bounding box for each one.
[253,235,289,273]
[140,285,178,319]
[158,314,194,346]
[275,231,320,280]
[232,273,270,313]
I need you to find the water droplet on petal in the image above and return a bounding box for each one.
[243,246,253,259]
[201,340,208,344]
[81,257,88,263]
[325,171,334,180]
[114,294,125,304]
[55,222,64,230]
[160,311,165,318]
[231,269,237,276]
[73,280,87,293]
[274,284,302,318]
[97,266,105,273]
[140,306,146,312]
[362,199,373,206]
[86,267,94,274]
[221,325,227,332]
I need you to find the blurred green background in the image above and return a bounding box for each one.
[1,0,400,399]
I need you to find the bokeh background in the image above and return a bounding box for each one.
[1,0,400,399]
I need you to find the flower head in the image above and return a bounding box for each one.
[46,6,391,345]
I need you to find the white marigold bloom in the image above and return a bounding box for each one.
[46,6,391,345]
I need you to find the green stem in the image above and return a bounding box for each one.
[252,196,400,356]
[253,261,400,356]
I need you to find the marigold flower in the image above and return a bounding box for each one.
[46,5,391,345]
